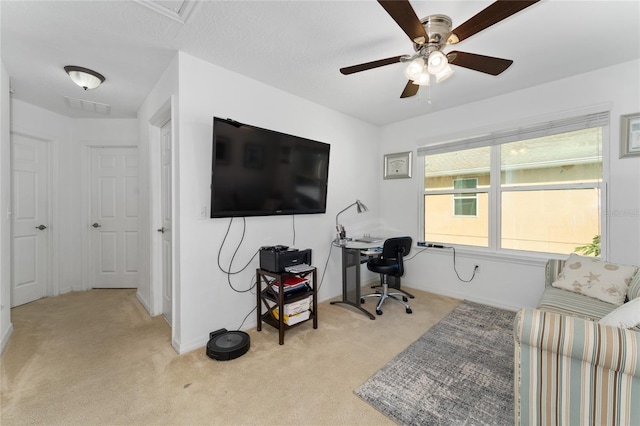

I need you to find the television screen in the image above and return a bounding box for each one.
[210,117,331,218]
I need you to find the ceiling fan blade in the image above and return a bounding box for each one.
[447,51,513,76]
[400,80,419,98]
[449,0,540,44]
[378,0,428,44]
[340,55,404,75]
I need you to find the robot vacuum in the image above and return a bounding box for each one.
[206,328,250,361]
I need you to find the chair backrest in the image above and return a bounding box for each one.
[381,236,413,276]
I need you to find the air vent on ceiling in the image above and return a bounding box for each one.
[133,0,196,24]
[64,96,111,115]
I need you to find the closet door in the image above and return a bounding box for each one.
[11,134,49,306]
[90,147,139,288]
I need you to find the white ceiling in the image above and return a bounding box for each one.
[2,0,639,126]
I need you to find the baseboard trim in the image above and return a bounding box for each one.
[1,322,14,355]
[411,286,523,313]
[175,337,208,355]
[171,338,182,355]
[136,291,151,315]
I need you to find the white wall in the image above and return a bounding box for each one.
[379,59,640,311]
[0,60,12,353]
[161,52,380,353]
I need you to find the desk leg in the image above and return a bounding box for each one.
[330,247,375,320]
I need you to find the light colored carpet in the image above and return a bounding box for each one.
[1,286,460,425]
[355,300,516,425]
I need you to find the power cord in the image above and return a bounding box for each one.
[217,217,259,293]
[405,247,427,261]
[449,246,478,283]
[412,243,478,282]
[236,306,257,331]
[316,240,335,293]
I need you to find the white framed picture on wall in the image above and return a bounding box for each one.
[383,151,412,179]
[620,112,640,158]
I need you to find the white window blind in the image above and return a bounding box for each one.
[418,111,610,157]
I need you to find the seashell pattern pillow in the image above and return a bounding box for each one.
[551,253,639,305]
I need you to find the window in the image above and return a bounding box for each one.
[453,178,478,216]
[419,112,607,255]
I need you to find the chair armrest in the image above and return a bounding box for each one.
[514,308,640,425]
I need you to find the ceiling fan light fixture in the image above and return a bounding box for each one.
[435,63,454,83]
[64,66,105,90]
[404,57,425,81]
[427,51,448,75]
[414,71,431,86]
[340,0,539,99]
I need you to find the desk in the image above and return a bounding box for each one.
[330,239,383,320]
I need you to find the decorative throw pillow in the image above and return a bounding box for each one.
[599,298,640,328]
[551,253,638,305]
[627,270,640,300]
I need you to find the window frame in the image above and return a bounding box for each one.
[452,178,478,217]
[417,110,609,259]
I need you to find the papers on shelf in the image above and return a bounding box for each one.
[273,308,311,325]
[268,276,309,295]
[281,295,312,316]
[284,263,314,273]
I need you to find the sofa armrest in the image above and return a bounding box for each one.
[514,308,640,425]
[544,258,565,288]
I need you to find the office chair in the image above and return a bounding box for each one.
[361,236,413,315]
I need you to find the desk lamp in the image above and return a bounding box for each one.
[335,199,368,240]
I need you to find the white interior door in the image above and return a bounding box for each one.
[91,147,139,288]
[11,134,49,307]
[160,121,172,322]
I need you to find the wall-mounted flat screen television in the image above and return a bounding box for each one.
[210,117,331,218]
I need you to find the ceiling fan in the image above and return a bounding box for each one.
[340,0,540,98]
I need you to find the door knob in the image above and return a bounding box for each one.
[157,227,165,233]
[92,223,102,228]
[35,224,47,230]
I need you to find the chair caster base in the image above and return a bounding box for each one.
[406,308,412,314]
[376,309,383,315]
[402,296,408,302]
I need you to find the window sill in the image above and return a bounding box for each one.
[418,245,560,267]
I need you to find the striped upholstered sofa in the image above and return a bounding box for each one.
[514,257,640,425]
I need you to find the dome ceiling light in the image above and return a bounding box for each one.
[64,66,105,90]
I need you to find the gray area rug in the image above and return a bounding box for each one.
[354,300,516,425]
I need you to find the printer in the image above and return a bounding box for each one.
[259,246,312,273]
